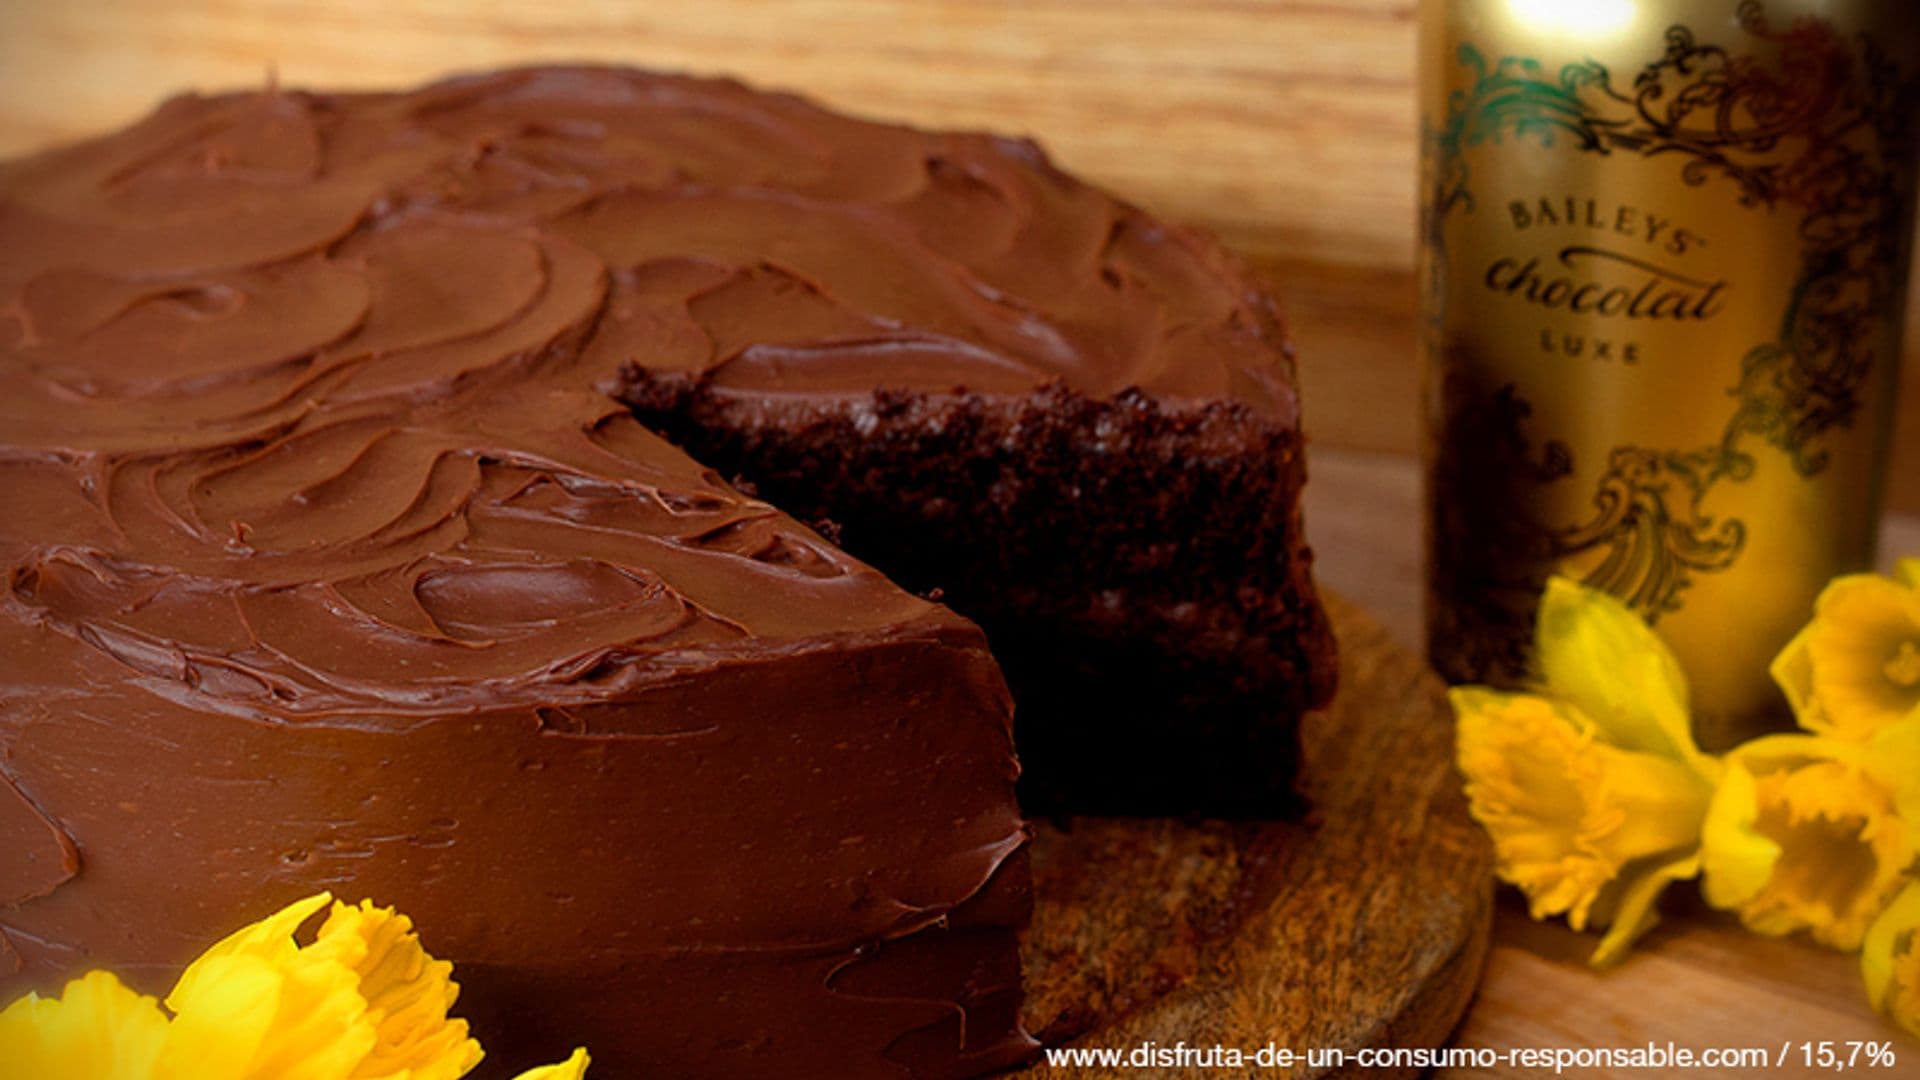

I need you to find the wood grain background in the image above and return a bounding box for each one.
[1,0,1915,512]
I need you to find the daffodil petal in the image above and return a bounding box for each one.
[1728,732,1836,769]
[1534,577,1701,766]
[1769,625,1821,729]
[1589,854,1699,969]
[1896,558,1920,590]
[1600,738,1716,859]
[157,893,392,1080]
[152,955,285,1079]
[1700,760,1779,911]
[513,1047,591,1079]
[166,893,332,1015]
[1861,881,1920,1037]
[159,946,380,1080]
[1862,882,1919,1009]
[1864,720,1920,850]
[0,971,168,1080]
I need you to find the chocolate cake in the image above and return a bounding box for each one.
[0,66,1333,1075]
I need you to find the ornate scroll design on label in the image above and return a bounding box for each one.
[1425,0,1917,679]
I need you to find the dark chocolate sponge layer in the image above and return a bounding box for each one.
[624,377,1336,815]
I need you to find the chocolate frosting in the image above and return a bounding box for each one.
[0,66,1302,1075]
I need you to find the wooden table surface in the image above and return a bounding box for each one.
[1305,448,1920,1077]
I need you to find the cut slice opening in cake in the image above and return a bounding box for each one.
[621,372,1337,816]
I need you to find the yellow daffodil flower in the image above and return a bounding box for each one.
[0,895,589,1080]
[1701,735,1917,950]
[1452,577,1720,966]
[1771,559,1920,741]
[0,970,169,1080]
[1862,881,1920,1038]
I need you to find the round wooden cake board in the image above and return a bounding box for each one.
[1016,594,1495,1078]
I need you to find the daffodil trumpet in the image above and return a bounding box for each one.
[1772,558,1920,741]
[1700,735,1916,950]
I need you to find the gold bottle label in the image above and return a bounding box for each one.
[1420,0,1920,747]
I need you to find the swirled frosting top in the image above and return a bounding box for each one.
[0,66,1298,720]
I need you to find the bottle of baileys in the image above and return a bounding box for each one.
[1419,0,1919,747]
